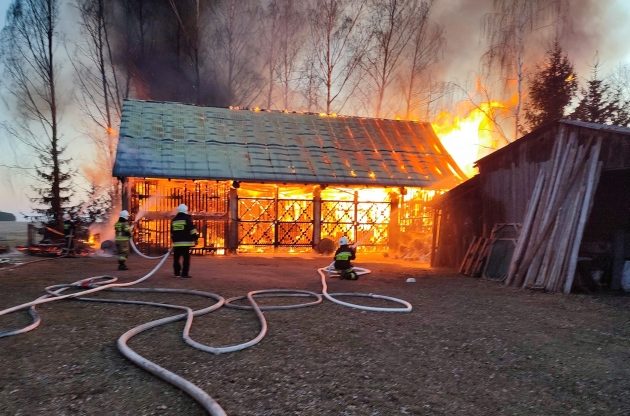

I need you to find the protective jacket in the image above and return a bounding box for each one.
[63,220,75,237]
[114,218,132,241]
[334,245,356,270]
[171,212,198,247]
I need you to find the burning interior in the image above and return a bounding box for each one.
[129,178,439,256]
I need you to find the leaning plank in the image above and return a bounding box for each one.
[563,139,603,294]
[506,171,545,286]
[547,183,583,292]
[469,238,489,277]
[459,236,479,274]
[514,137,586,285]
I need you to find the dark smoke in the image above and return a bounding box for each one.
[101,0,630,115]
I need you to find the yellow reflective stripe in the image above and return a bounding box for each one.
[172,220,186,231]
[335,252,352,261]
[173,241,195,247]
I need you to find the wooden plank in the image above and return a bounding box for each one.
[505,171,545,286]
[459,236,479,274]
[471,237,493,277]
[563,139,603,294]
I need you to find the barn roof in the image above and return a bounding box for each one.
[112,99,466,188]
[475,119,630,169]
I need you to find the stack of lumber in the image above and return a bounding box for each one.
[459,223,521,279]
[505,129,603,293]
[459,236,491,277]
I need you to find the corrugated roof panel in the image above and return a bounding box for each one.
[112,99,466,187]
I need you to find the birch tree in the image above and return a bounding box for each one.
[400,0,444,120]
[260,0,306,110]
[73,0,124,212]
[364,0,419,117]
[0,0,72,226]
[482,0,566,140]
[307,0,369,114]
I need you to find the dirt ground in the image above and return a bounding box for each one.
[1,252,629,416]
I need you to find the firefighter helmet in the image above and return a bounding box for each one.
[63,213,71,221]
[177,204,188,213]
[339,236,349,246]
[120,210,129,220]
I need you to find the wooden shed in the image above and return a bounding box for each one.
[432,119,630,292]
[112,99,466,255]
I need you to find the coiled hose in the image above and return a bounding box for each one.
[1,242,412,415]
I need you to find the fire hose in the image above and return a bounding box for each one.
[1,237,412,415]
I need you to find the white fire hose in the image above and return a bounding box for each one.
[0,238,412,415]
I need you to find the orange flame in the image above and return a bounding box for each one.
[432,101,508,177]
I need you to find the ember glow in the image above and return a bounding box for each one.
[432,100,508,177]
[127,179,440,256]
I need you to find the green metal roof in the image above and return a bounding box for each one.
[113,99,466,188]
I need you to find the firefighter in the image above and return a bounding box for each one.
[171,204,198,278]
[62,213,76,255]
[114,210,132,270]
[334,236,358,280]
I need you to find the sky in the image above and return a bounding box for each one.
[1,0,630,220]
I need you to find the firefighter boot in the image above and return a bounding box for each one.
[118,261,129,271]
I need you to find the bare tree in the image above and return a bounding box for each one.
[71,0,130,215]
[274,0,306,110]
[307,0,369,114]
[482,0,565,140]
[609,63,630,103]
[363,0,419,117]
[298,54,323,112]
[209,0,264,107]
[259,0,306,110]
[260,1,282,109]
[400,0,444,120]
[0,0,72,226]
[168,0,204,105]
[451,80,513,146]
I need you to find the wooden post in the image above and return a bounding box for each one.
[431,208,441,267]
[313,186,322,249]
[353,190,359,241]
[120,177,130,211]
[227,186,239,253]
[273,186,279,250]
[388,191,400,251]
[611,230,626,290]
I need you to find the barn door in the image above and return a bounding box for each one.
[237,197,314,248]
[321,199,390,249]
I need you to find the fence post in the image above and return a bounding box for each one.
[228,187,239,253]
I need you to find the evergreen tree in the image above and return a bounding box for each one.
[609,87,630,127]
[30,156,74,226]
[80,183,112,225]
[524,41,578,131]
[570,63,630,127]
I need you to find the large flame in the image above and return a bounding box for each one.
[432,100,510,177]
[126,180,440,254]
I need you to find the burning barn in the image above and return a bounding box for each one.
[112,99,466,256]
[432,119,630,293]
